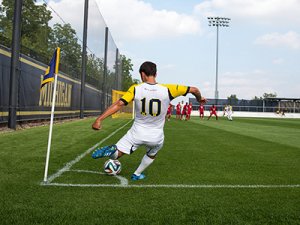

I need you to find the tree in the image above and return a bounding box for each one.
[227,94,238,105]
[263,92,277,99]
[120,55,138,91]
[86,54,104,88]
[250,96,263,106]
[252,96,263,100]
[0,0,52,56]
[50,23,82,77]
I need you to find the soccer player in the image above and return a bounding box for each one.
[199,103,204,119]
[176,102,181,120]
[223,104,233,121]
[166,104,173,121]
[223,104,227,117]
[227,105,233,121]
[207,104,218,120]
[186,102,193,120]
[91,61,207,180]
[180,100,185,120]
[182,103,188,120]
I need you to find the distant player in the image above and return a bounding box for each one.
[223,105,227,117]
[180,100,185,120]
[224,105,233,121]
[227,105,233,121]
[182,103,188,120]
[186,102,193,120]
[199,103,204,119]
[207,104,218,120]
[166,104,173,121]
[91,61,207,180]
[176,102,181,120]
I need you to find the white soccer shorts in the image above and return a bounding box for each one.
[116,129,164,157]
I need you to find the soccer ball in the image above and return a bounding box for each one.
[103,159,121,175]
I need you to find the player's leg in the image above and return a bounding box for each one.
[91,131,135,159]
[207,113,211,120]
[92,144,119,159]
[228,112,233,121]
[131,142,163,180]
[167,113,171,121]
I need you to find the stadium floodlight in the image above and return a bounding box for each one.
[207,17,231,105]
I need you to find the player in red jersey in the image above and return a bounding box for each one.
[181,103,188,120]
[166,104,173,121]
[186,102,193,120]
[207,104,218,120]
[199,103,204,119]
[176,102,181,120]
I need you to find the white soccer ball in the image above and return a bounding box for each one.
[103,159,122,175]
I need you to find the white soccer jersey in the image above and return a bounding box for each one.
[180,102,185,113]
[118,83,189,153]
[225,106,229,113]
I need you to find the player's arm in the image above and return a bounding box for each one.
[188,86,207,104]
[92,84,136,130]
[92,100,125,130]
[164,84,207,104]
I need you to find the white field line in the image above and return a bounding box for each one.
[42,183,300,189]
[41,120,132,185]
[69,169,128,186]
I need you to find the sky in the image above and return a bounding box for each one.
[5,0,300,100]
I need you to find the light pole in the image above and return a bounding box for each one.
[207,17,230,105]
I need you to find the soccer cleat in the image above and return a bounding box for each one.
[131,173,146,181]
[92,145,117,159]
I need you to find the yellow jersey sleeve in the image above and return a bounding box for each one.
[161,84,190,100]
[120,84,137,105]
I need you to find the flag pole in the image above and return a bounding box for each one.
[43,72,58,182]
[44,47,60,183]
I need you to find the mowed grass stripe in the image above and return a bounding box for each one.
[158,118,300,185]
[189,117,300,149]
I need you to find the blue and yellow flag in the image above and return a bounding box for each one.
[41,47,60,89]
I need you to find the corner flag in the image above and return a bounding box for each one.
[43,47,60,183]
[41,48,60,89]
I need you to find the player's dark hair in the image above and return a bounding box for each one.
[139,61,157,76]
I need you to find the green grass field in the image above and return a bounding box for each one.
[1,117,300,224]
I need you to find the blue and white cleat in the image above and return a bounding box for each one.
[92,145,117,159]
[131,173,146,181]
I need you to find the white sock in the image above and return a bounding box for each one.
[134,154,154,176]
[109,150,119,160]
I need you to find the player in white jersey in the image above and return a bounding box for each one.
[180,100,185,120]
[224,105,233,121]
[91,61,207,180]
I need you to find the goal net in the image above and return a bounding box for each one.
[111,89,134,119]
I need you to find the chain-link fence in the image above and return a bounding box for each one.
[0,0,123,126]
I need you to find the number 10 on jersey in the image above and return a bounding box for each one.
[140,98,161,117]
